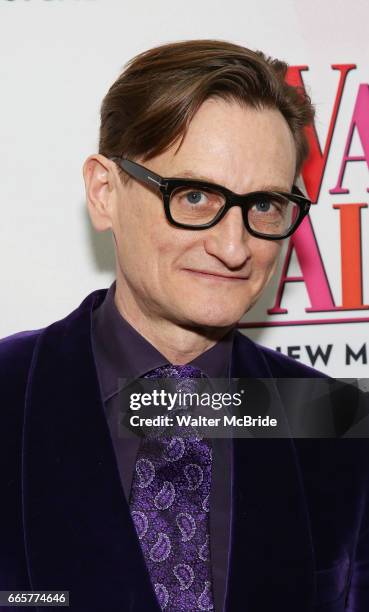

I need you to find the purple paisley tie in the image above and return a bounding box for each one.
[129,365,214,611]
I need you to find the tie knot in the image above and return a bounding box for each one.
[142,364,207,400]
[143,364,207,380]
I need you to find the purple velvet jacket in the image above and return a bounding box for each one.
[1,288,368,612]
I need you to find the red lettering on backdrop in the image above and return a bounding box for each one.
[286,64,356,202]
[330,83,369,194]
[333,203,368,309]
[269,64,358,315]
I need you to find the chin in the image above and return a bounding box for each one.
[184,304,244,330]
[182,291,253,326]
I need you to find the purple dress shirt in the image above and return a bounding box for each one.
[91,281,234,612]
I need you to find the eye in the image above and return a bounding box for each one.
[184,191,208,205]
[252,200,273,213]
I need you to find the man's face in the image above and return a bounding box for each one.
[109,98,296,330]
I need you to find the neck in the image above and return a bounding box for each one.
[114,280,234,365]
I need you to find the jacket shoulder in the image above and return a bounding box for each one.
[234,330,327,378]
[0,328,45,425]
[0,289,107,383]
[0,328,44,376]
[259,343,327,377]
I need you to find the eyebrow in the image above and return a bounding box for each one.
[170,170,292,193]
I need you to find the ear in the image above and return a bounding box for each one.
[83,154,119,231]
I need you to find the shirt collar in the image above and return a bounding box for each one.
[92,281,235,402]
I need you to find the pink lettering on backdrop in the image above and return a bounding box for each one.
[330,83,369,194]
[267,216,335,314]
[240,64,369,326]
[286,64,356,203]
[268,65,355,314]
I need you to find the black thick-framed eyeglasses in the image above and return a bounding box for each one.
[109,157,311,240]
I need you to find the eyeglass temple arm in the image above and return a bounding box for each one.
[110,157,164,189]
[292,184,308,198]
[290,184,311,212]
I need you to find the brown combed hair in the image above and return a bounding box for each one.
[99,39,314,181]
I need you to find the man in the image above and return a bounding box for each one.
[1,40,368,612]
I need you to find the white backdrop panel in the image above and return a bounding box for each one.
[0,0,368,377]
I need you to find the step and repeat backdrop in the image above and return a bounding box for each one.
[0,0,368,377]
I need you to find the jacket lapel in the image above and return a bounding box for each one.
[22,289,161,611]
[225,333,315,610]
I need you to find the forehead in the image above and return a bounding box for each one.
[149,98,297,192]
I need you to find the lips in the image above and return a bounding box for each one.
[184,268,248,280]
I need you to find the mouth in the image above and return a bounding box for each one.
[183,268,249,281]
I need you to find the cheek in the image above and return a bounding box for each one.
[153,227,194,260]
[129,225,190,284]
[252,240,281,277]
[145,230,176,265]
[116,200,154,254]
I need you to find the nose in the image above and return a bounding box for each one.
[203,206,251,270]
